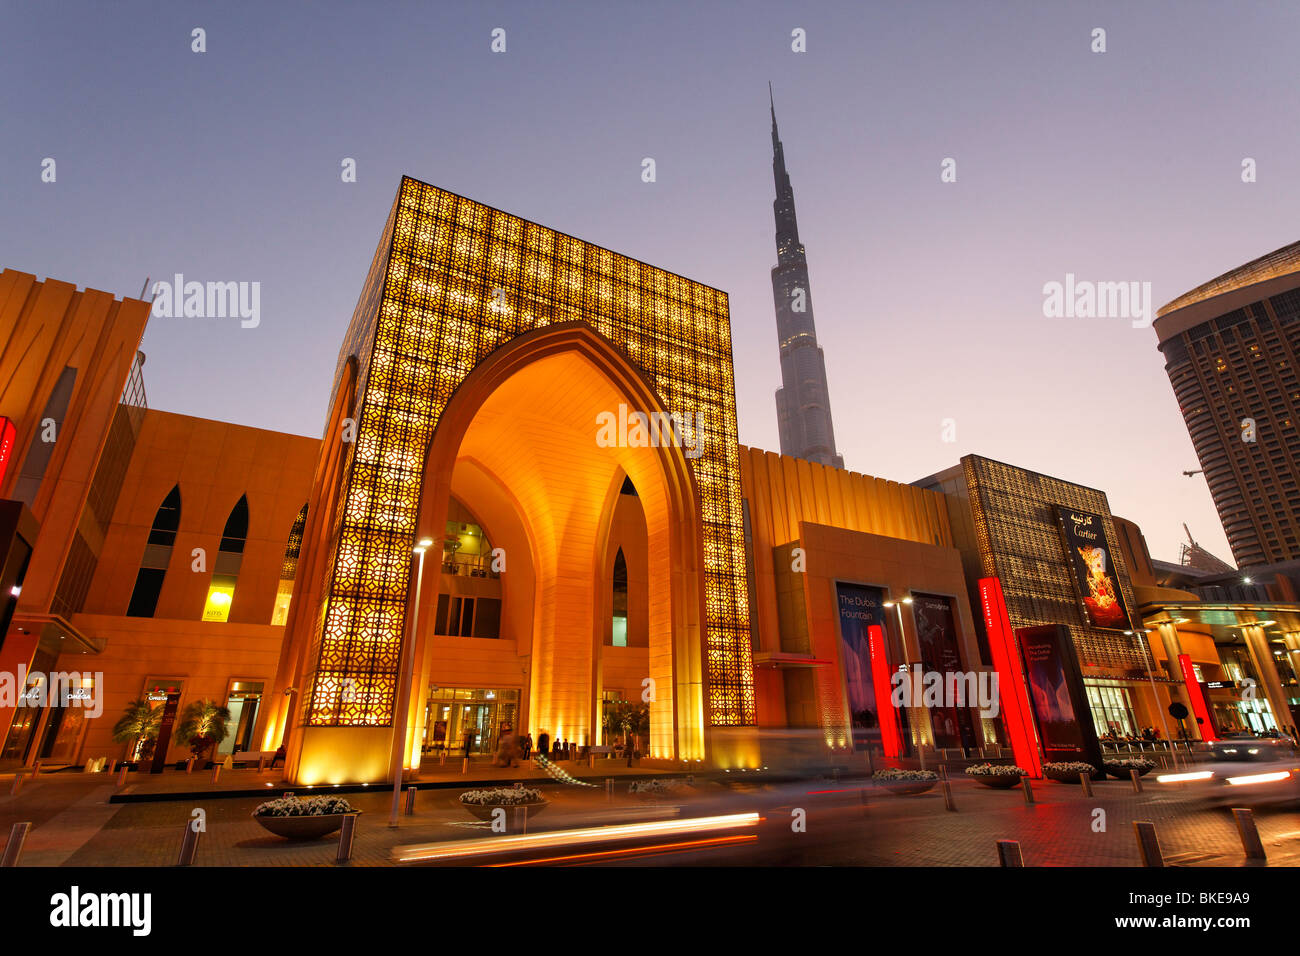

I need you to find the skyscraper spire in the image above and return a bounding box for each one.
[768,86,844,469]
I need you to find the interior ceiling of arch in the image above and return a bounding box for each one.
[455,349,676,540]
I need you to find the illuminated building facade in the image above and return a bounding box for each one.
[1154,240,1300,568]
[272,177,755,782]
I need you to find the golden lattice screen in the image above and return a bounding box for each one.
[303,176,755,728]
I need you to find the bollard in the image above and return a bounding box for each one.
[1133,821,1164,867]
[257,755,266,773]
[1231,808,1267,860]
[588,753,595,769]
[185,757,195,775]
[117,764,129,787]
[462,757,469,775]
[1,822,32,867]
[176,820,200,866]
[211,764,221,784]
[9,773,23,797]
[512,805,528,835]
[31,760,40,777]
[440,752,446,766]
[942,780,956,812]
[996,840,1024,867]
[938,765,948,781]
[1130,768,1143,793]
[605,778,613,802]
[106,759,116,777]
[918,749,927,772]
[1021,776,1034,804]
[336,813,357,863]
[405,786,417,816]
[1079,772,1093,797]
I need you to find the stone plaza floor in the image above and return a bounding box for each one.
[4,764,1300,867]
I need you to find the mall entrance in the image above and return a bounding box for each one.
[422,687,520,756]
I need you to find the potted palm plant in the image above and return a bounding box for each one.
[174,699,231,768]
[111,697,162,765]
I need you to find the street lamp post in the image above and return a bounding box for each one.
[882,594,914,752]
[389,536,434,827]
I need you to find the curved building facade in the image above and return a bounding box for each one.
[1154,241,1300,569]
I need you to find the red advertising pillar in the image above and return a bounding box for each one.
[978,577,1042,777]
[1177,653,1217,742]
[868,623,901,758]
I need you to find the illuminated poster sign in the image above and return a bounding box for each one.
[835,583,888,752]
[912,593,978,752]
[149,691,182,774]
[1017,623,1102,768]
[1056,506,1130,630]
[0,417,15,487]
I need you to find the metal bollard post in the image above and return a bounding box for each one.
[440,752,446,766]
[918,748,927,772]
[461,757,469,775]
[211,764,221,784]
[589,753,595,769]
[1130,768,1143,793]
[1079,773,1093,797]
[405,786,417,816]
[117,764,129,787]
[1133,821,1164,866]
[942,780,956,811]
[185,757,195,775]
[996,840,1024,867]
[605,778,613,802]
[1021,776,1034,804]
[1231,807,1267,860]
[257,755,266,773]
[9,773,23,797]
[106,759,116,777]
[176,821,200,866]
[31,760,40,777]
[1,823,33,867]
[336,813,357,863]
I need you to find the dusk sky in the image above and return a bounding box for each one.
[5,0,1299,563]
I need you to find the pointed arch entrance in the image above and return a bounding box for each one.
[401,323,708,764]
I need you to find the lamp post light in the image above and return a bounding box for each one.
[882,594,914,749]
[1125,623,1181,771]
[389,536,434,827]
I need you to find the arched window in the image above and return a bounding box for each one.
[271,503,308,625]
[203,494,249,623]
[609,548,628,647]
[127,485,181,617]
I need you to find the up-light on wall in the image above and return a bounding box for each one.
[300,176,754,747]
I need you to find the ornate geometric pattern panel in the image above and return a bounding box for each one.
[305,176,754,727]
[962,455,1145,673]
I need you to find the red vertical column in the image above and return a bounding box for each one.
[1177,653,1217,742]
[978,577,1042,777]
[868,623,900,758]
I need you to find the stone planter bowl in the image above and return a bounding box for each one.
[1104,763,1153,778]
[459,798,549,825]
[252,810,359,840]
[876,780,937,796]
[973,773,1025,789]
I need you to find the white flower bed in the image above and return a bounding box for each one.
[254,795,355,817]
[459,786,543,806]
[964,763,1027,777]
[1043,761,1098,775]
[1104,757,1155,771]
[873,768,938,782]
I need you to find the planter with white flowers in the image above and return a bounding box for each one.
[252,795,359,840]
[872,768,938,795]
[964,763,1028,789]
[458,786,549,825]
[1042,761,1101,783]
[1103,756,1156,778]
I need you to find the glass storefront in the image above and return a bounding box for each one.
[422,687,519,755]
[1085,680,1138,737]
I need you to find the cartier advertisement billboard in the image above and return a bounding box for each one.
[1056,506,1131,631]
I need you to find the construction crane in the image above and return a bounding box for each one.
[1182,469,1203,477]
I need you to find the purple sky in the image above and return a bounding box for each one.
[5,0,1299,564]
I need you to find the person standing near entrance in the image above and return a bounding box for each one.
[521,733,532,761]
[463,730,476,760]
[537,730,550,759]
